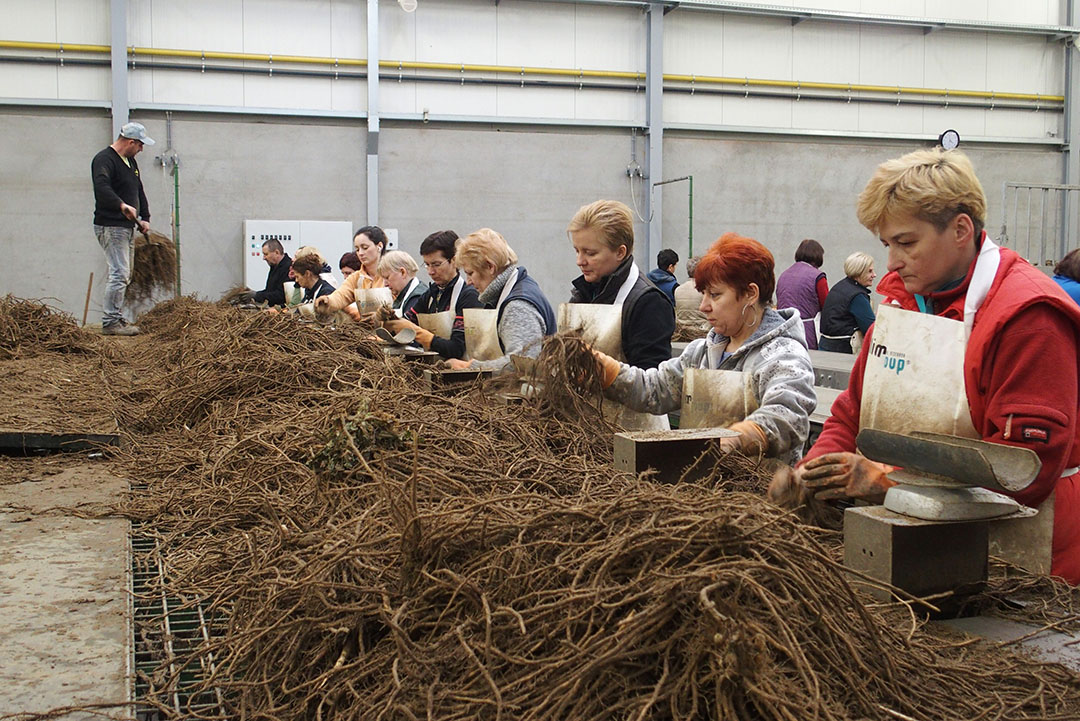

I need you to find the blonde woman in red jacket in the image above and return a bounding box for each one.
[770,148,1080,584]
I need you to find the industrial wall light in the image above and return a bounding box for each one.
[398,0,418,11]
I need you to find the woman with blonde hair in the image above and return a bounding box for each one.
[447,228,556,372]
[566,200,675,369]
[377,250,427,318]
[818,251,876,354]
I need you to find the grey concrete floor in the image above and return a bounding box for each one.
[0,456,130,719]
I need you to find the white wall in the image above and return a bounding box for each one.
[0,1,1067,140]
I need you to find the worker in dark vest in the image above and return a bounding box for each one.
[818,252,876,354]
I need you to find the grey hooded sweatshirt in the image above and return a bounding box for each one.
[606,307,817,464]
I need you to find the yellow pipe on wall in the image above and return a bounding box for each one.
[0,39,1063,103]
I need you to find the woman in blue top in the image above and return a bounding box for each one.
[1054,249,1080,306]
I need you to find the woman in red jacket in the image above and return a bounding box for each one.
[770,148,1080,584]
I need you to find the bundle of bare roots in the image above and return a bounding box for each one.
[5,296,1079,721]
[0,295,102,359]
[128,230,178,303]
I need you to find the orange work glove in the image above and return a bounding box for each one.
[591,348,621,389]
[767,464,809,509]
[720,420,768,456]
[800,452,896,504]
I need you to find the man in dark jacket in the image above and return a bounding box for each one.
[245,239,292,307]
[647,248,679,304]
[91,121,153,336]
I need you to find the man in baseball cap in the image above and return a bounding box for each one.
[90,121,154,335]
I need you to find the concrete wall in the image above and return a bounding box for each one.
[0,107,1063,322]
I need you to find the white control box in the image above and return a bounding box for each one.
[243,220,354,289]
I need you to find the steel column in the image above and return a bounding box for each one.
[1064,0,1080,254]
[366,0,380,224]
[109,0,128,138]
[645,2,664,263]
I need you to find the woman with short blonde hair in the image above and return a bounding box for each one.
[377,250,426,318]
[447,228,555,373]
[819,252,877,354]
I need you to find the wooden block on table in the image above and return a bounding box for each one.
[613,427,739,484]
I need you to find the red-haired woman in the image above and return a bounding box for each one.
[592,233,816,463]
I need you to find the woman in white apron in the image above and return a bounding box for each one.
[381,230,483,360]
[377,250,427,319]
[592,233,817,465]
[564,200,677,430]
[770,148,1080,585]
[314,226,388,321]
[446,229,556,373]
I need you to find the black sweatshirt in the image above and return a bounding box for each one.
[253,254,292,307]
[91,146,149,227]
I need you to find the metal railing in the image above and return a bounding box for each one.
[998,182,1080,268]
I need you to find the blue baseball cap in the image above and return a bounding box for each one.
[120,122,155,146]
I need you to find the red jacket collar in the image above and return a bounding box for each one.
[875,231,986,318]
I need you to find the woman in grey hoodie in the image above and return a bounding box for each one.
[593,233,816,464]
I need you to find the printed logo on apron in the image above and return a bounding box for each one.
[416,275,464,339]
[464,269,520,361]
[355,287,393,315]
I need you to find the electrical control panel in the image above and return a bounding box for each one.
[243,220,353,289]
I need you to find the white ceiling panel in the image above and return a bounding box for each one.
[496,0,575,68]
[664,92,725,126]
[149,0,245,52]
[924,30,987,91]
[984,108,1054,140]
[57,65,110,100]
[415,0,496,65]
[922,105,986,138]
[380,79,417,114]
[858,25,925,88]
[497,86,576,119]
[330,0,366,58]
[381,3,415,62]
[574,89,641,124]
[859,0,925,15]
[57,0,109,45]
[985,34,1058,96]
[148,68,245,106]
[0,66,58,99]
[923,0,988,22]
[792,21,860,84]
[5,0,58,42]
[414,83,497,117]
[858,103,925,136]
[243,74,333,110]
[573,3,644,73]
[665,11,725,77]
[722,16,792,81]
[791,98,860,132]
[722,96,793,128]
[242,0,332,56]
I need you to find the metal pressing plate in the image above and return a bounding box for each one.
[883,485,1034,522]
[856,429,1040,493]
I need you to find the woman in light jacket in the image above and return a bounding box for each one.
[592,233,816,464]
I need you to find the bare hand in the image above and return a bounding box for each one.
[120,203,137,221]
[447,358,473,370]
[137,220,150,235]
[313,296,331,310]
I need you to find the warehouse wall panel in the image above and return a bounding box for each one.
[57,0,110,46]
[791,22,861,85]
[137,0,246,52]
[573,3,644,73]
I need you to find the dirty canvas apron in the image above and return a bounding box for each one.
[354,287,394,315]
[559,264,669,431]
[464,268,520,362]
[681,340,759,429]
[415,275,464,339]
[859,237,1058,573]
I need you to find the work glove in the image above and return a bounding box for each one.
[719,419,767,456]
[591,348,621,389]
[232,290,257,305]
[800,452,895,504]
[767,464,844,531]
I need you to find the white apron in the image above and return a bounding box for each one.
[681,340,759,429]
[354,286,393,315]
[859,237,1057,571]
[392,277,421,319]
[415,275,464,340]
[559,263,668,431]
[464,269,520,362]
